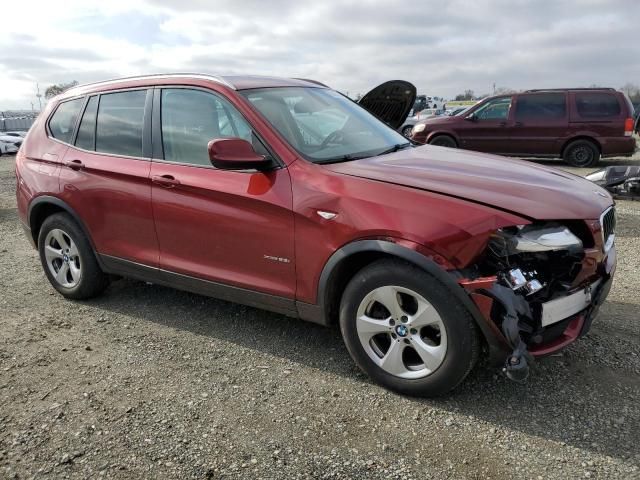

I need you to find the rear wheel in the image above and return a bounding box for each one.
[339,259,480,396]
[38,213,109,299]
[563,139,600,167]
[428,135,457,148]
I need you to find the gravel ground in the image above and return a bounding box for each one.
[1,152,639,479]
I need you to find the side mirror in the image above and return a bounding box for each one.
[464,113,477,122]
[208,138,270,170]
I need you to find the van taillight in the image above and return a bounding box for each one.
[624,117,634,136]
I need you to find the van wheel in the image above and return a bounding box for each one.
[38,213,110,300]
[429,135,457,148]
[563,139,600,167]
[401,125,413,137]
[339,259,480,397]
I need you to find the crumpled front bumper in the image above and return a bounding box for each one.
[459,244,616,373]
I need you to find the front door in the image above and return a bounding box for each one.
[149,87,296,300]
[456,96,514,153]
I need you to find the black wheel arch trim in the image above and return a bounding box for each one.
[27,196,104,267]
[301,239,503,353]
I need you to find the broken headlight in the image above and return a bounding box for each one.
[483,223,585,299]
[491,224,582,256]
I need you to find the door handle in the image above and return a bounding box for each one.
[514,121,524,127]
[152,174,180,188]
[499,121,507,127]
[65,159,85,171]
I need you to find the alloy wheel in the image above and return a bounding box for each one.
[44,228,81,288]
[355,285,447,379]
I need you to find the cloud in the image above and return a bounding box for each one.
[1,0,639,109]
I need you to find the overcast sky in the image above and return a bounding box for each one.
[1,0,638,110]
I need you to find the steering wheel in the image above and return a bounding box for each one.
[319,130,345,149]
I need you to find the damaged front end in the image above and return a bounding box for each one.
[459,215,616,382]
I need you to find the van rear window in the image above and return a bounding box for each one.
[575,93,621,118]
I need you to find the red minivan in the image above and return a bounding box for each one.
[16,75,616,396]
[411,88,637,166]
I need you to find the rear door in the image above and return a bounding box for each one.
[455,96,514,153]
[149,87,296,300]
[58,89,159,267]
[509,92,568,155]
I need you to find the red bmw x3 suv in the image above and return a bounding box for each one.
[16,75,616,396]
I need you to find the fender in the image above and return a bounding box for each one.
[27,195,102,262]
[296,239,502,353]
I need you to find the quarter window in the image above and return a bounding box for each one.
[473,97,512,120]
[49,98,83,144]
[75,95,99,151]
[160,89,260,167]
[515,93,566,120]
[575,93,621,118]
[95,90,147,157]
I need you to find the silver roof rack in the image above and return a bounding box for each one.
[67,73,236,92]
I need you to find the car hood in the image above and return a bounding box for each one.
[324,146,613,220]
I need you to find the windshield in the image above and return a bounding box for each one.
[241,87,410,163]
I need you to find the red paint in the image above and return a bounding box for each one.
[529,315,585,357]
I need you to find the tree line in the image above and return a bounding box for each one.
[455,83,640,102]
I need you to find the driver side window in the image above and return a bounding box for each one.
[473,97,512,121]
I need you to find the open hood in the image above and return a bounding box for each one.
[358,80,416,130]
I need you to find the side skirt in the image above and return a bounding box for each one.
[99,254,300,319]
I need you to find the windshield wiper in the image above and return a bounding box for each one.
[375,142,413,157]
[315,154,371,165]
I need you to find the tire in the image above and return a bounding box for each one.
[563,139,600,167]
[401,125,413,138]
[38,213,109,300]
[428,135,457,148]
[339,259,480,397]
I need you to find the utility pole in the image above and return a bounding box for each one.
[492,82,496,95]
[36,83,42,111]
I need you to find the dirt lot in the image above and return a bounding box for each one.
[1,153,639,479]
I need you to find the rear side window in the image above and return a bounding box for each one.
[515,93,566,120]
[48,98,83,143]
[575,93,621,118]
[75,95,98,151]
[96,90,147,157]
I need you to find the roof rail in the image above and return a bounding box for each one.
[292,78,330,88]
[67,73,236,92]
[524,87,616,93]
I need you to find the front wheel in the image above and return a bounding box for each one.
[401,125,413,138]
[339,259,480,396]
[428,135,457,148]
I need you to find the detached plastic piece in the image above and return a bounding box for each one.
[586,166,640,199]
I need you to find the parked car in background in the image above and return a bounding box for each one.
[0,138,19,155]
[409,95,445,116]
[2,131,27,138]
[399,109,444,137]
[411,88,637,166]
[17,74,616,396]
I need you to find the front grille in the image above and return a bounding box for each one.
[600,207,616,251]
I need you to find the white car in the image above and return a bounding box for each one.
[0,138,19,155]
